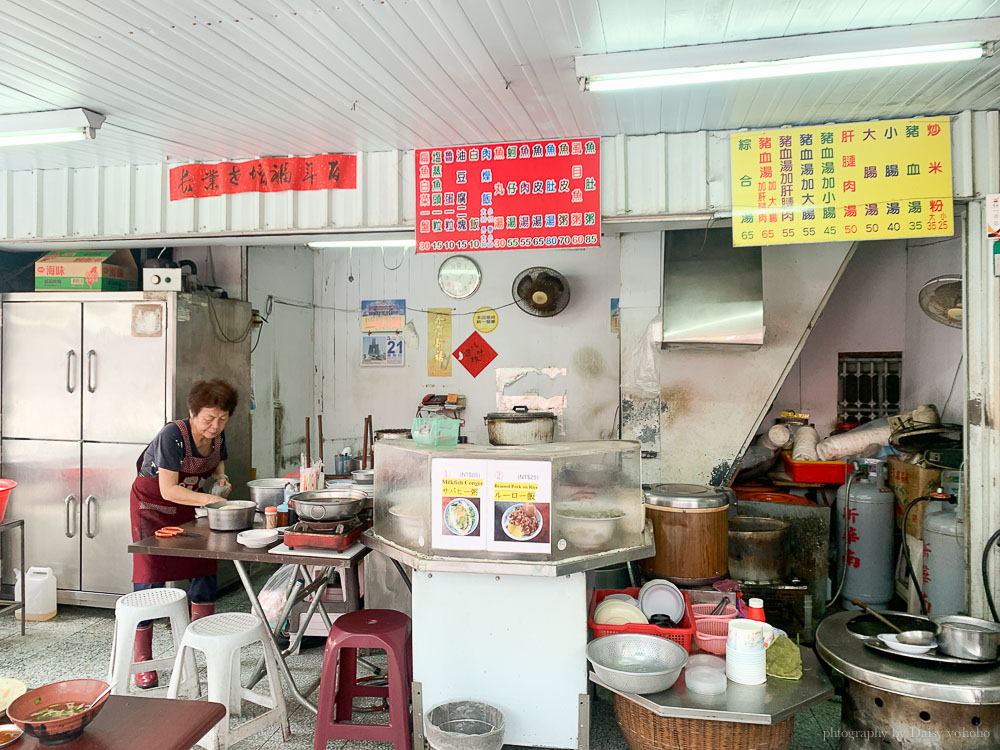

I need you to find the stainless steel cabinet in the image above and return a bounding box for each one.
[1,303,82,440]
[1,439,81,589]
[1,292,251,607]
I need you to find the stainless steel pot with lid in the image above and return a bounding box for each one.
[484,406,556,446]
[644,483,731,509]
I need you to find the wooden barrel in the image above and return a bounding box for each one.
[641,484,729,585]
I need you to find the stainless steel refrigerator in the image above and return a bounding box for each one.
[0,291,251,607]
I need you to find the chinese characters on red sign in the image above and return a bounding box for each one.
[415,139,601,253]
[168,154,357,201]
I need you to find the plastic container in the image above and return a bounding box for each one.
[684,666,727,695]
[411,416,460,447]
[589,588,696,652]
[264,506,278,530]
[747,598,766,622]
[424,701,504,750]
[0,479,16,523]
[781,452,847,484]
[14,566,57,621]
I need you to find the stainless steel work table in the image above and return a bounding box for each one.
[590,646,833,725]
[129,517,370,714]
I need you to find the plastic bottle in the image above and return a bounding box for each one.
[264,506,278,530]
[276,502,289,528]
[14,566,57,621]
[747,597,766,622]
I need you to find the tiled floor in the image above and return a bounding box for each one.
[0,582,842,749]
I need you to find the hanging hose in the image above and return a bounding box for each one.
[827,472,854,607]
[983,527,1000,623]
[901,492,954,616]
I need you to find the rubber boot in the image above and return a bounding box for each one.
[133,624,158,689]
[190,601,216,621]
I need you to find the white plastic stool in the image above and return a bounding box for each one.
[168,612,290,750]
[107,588,197,697]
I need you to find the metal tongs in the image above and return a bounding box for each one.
[710,598,729,616]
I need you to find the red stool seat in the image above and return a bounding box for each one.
[313,609,412,750]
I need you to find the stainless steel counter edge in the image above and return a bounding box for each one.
[815,612,1000,704]
[361,527,654,577]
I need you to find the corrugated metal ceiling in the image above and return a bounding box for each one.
[1,0,999,171]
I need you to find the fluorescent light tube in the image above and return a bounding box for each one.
[0,131,92,147]
[585,42,984,91]
[307,238,416,248]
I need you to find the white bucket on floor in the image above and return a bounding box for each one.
[14,566,57,621]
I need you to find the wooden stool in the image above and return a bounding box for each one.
[313,609,412,750]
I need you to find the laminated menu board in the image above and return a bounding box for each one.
[431,459,489,551]
[485,460,552,555]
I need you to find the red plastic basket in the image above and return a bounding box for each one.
[0,479,16,523]
[588,587,696,652]
[781,452,846,484]
[691,603,738,621]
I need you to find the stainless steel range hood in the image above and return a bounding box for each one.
[661,229,764,349]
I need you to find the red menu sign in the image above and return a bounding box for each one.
[169,153,357,200]
[415,139,600,253]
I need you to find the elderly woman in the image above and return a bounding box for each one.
[129,378,238,688]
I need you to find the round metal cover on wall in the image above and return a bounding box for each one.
[512,266,570,317]
[644,483,730,509]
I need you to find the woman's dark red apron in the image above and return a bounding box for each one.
[131,419,223,583]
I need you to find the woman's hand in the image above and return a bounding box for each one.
[216,475,232,498]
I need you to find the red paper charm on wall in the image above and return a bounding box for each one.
[453,332,498,377]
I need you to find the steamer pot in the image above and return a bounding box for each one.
[484,406,556,446]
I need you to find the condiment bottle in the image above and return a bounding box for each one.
[276,502,289,528]
[747,597,766,622]
[264,506,278,530]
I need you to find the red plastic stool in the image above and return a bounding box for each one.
[313,608,412,750]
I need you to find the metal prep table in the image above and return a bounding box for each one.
[0,518,25,634]
[590,646,833,725]
[129,517,369,714]
[816,610,1000,749]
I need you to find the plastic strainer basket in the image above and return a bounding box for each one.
[424,701,505,750]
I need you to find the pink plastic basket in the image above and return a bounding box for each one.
[694,618,729,655]
[692,603,738,621]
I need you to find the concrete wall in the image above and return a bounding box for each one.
[312,241,622,453]
[247,245,316,477]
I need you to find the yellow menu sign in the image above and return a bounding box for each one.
[731,117,952,247]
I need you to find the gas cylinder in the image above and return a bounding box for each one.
[921,502,965,616]
[835,459,895,609]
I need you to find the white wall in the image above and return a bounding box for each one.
[763,241,908,435]
[762,233,963,439]
[312,241,622,453]
[903,235,964,423]
[248,245,316,477]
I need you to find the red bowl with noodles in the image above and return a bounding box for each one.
[6,679,109,745]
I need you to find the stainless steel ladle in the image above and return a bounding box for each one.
[853,599,937,647]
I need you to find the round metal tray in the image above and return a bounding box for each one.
[861,636,998,668]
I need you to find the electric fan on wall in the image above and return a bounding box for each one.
[918,274,962,328]
[512,267,571,317]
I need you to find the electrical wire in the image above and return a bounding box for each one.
[268,295,520,317]
[205,292,254,344]
[941,354,964,419]
[983,527,1000,623]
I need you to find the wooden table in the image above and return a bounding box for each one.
[14,695,224,749]
[128,517,370,714]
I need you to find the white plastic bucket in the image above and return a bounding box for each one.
[14,566,57,621]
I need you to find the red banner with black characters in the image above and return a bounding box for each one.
[415,138,601,253]
[168,153,357,200]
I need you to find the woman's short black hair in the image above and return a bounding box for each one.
[187,379,239,416]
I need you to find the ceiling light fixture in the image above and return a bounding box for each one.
[0,108,105,148]
[307,238,415,249]
[576,19,997,91]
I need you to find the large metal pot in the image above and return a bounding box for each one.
[247,478,292,511]
[484,407,556,446]
[934,615,1000,661]
[290,488,366,522]
[205,500,256,532]
[728,516,790,583]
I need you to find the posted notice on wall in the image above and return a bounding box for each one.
[431,459,489,551]
[361,299,406,332]
[361,333,404,366]
[429,458,552,554]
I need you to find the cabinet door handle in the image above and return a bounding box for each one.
[64,494,77,538]
[86,349,97,393]
[66,350,77,393]
[84,494,96,538]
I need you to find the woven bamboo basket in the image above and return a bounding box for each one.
[613,694,795,750]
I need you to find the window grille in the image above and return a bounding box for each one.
[838,352,902,424]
